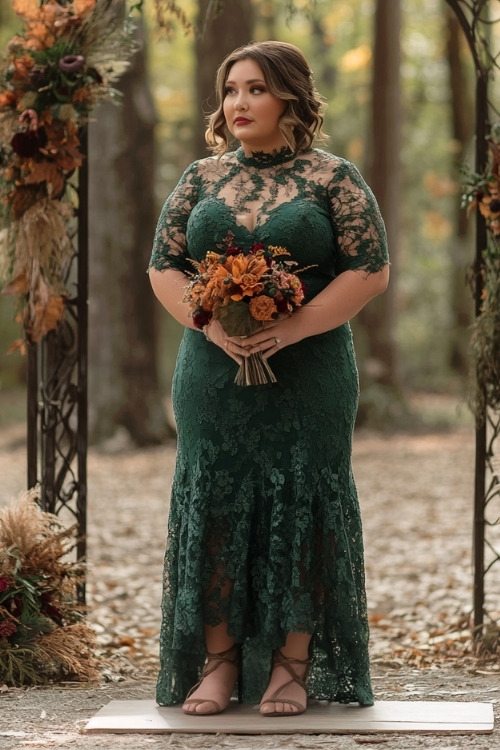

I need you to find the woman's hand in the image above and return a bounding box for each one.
[232,315,301,360]
[204,319,248,365]
[237,266,390,358]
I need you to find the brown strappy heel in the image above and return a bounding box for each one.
[260,649,310,717]
[182,644,240,716]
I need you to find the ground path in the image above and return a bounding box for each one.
[0,394,499,748]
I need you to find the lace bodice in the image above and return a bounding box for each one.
[149,147,388,287]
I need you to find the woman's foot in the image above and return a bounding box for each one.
[259,649,310,717]
[182,644,239,715]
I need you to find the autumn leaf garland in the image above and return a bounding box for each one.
[461,124,500,417]
[0,0,136,349]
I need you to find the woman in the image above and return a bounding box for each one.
[149,40,389,718]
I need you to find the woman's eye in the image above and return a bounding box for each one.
[250,87,265,94]
[224,87,236,96]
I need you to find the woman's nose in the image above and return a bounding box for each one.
[234,93,248,110]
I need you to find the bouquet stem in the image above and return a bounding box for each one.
[234,352,277,386]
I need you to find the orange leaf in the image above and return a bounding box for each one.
[29,295,65,342]
[2,273,29,296]
[24,160,65,197]
[7,339,27,355]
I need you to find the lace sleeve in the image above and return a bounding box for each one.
[327,159,389,275]
[148,162,200,275]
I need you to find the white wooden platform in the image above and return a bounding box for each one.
[85,699,494,735]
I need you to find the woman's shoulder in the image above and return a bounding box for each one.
[303,148,361,176]
[302,149,373,194]
[182,152,237,176]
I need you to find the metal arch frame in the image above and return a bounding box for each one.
[26,130,88,603]
[445,0,500,639]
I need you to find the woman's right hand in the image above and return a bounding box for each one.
[204,319,246,365]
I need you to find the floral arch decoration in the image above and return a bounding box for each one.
[0,0,136,350]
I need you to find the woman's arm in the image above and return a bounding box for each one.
[149,268,195,329]
[149,267,244,364]
[236,265,389,359]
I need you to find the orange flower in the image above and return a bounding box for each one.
[72,85,95,108]
[0,91,18,109]
[25,22,58,49]
[73,0,97,17]
[228,254,267,300]
[12,0,41,21]
[11,55,35,84]
[268,245,290,258]
[249,296,278,321]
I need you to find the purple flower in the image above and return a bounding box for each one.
[59,55,85,74]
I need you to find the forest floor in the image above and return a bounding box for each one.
[0,392,499,749]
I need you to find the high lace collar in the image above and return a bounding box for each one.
[236,146,297,168]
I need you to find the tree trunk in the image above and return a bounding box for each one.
[88,19,172,445]
[193,0,255,158]
[445,6,474,375]
[355,0,402,424]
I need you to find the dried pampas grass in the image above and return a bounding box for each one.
[0,488,99,686]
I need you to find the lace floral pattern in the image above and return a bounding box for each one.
[150,148,389,707]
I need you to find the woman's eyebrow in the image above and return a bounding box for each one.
[225,78,266,85]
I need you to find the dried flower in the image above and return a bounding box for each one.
[58,54,85,73]
[0,620,18,638]
[0,0,136,344]
[10,127,47,157]
[0,490,99,686]
[249,295,278,321]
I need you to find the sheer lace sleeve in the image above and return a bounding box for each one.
[148,162,200,275]
[327,159,389,275]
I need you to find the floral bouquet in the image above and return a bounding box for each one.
[184,232,307,386]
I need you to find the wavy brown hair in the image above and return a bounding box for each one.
[205,41,326,155]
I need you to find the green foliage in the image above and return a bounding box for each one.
[0,644,42,687]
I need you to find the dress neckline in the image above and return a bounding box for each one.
[236,146,297,168]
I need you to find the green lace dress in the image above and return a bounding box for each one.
[149,146,389,707]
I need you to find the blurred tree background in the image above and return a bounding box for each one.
[1,0,492,441]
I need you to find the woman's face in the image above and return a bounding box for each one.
[222,58,287,153]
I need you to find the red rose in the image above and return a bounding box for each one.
[0,577,10,592]
[193,309,212,330]
[10,128,47,158]
[250,243,265,254]
[275,297,290,314]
